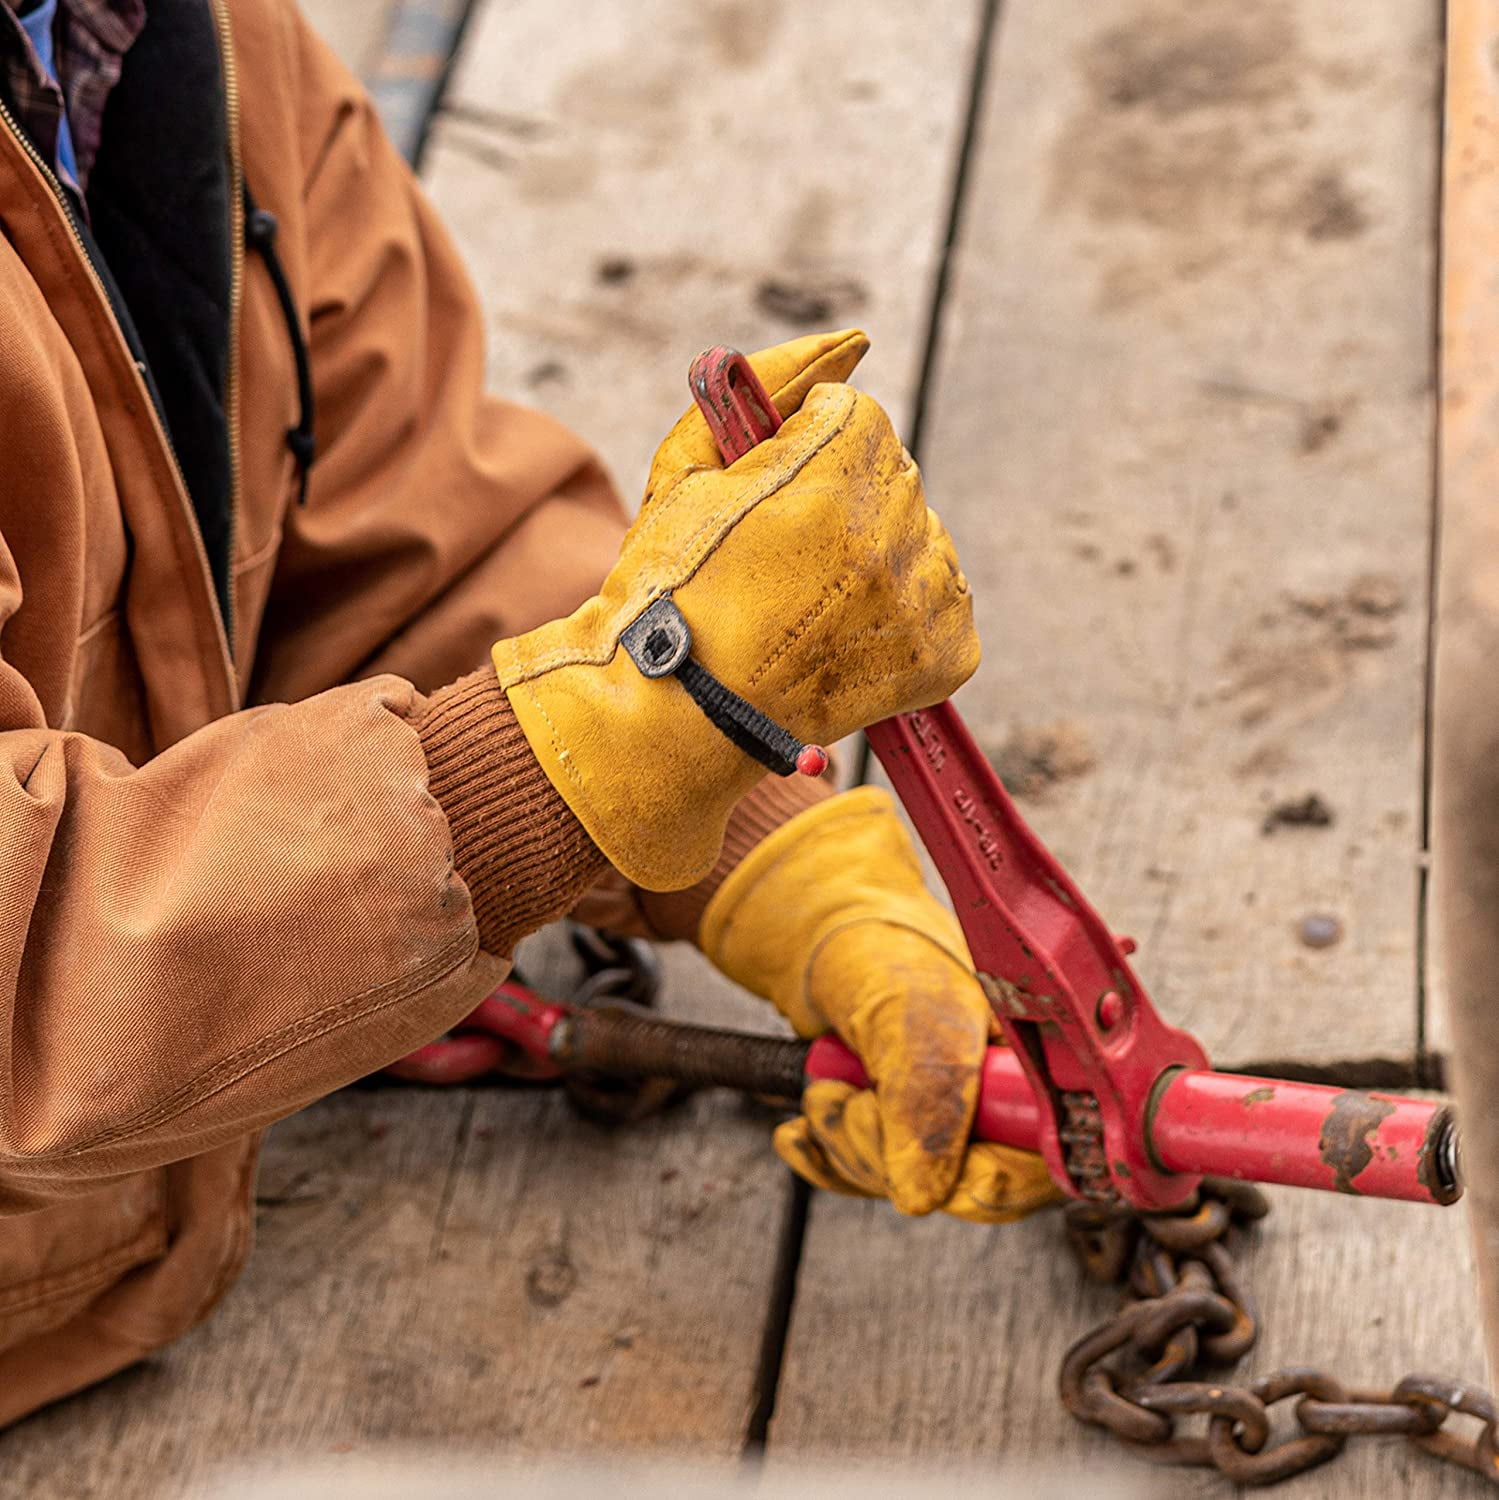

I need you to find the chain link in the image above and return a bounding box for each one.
[1059,1090,1116,1203]
[558,926,679,1124]
[566,924,661,1007]
[1060,1180,1499,1485]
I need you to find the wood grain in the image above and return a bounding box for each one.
[422,0,987,501]
[1,5,994,1490]
[897,0,1440,1072]
[5,3,1466,1495]
[777,3,1470,1496]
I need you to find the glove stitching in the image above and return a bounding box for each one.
[514,672,725,890]
[776,590,971,702]
[597,391,848,572]
[747,570,857,689]
[514,675,584,794]
[777,617,914,697]
[496,393,853,684]
[630,391,852,616]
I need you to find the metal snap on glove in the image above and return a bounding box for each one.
[491,330,980,892]
[701,785,1060,1222]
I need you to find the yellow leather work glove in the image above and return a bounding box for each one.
[492,330,979,892]
[700,786,1061,1222]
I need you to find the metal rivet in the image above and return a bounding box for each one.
[621,597,692,679]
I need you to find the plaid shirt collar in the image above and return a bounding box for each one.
[0,0,145,195]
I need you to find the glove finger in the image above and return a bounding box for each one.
[942,1144,1067,1225]
[852,950,990,1216]
[793,1082,1061,1224]
[649,328,870,478]
[794,1081,892,1197]
[773,1108,881,1200]
[882,508,981,711]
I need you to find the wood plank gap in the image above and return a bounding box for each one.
[904,0,1006,467]
[741,1177,810,1456]
[774,6,1450,1483]
[1417,3,1451,1086]
[410,0,484,172]
[1225,1053,1447,1090]
[426,1089,476,1263]
[854,0,1005,787]
[740,1,1004,1444]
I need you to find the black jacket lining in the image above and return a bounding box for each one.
[87,0,235,627]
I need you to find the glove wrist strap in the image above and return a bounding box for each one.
[622,596,827,779]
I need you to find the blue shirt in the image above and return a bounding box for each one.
[16,0,79,190]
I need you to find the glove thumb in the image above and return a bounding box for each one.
[648,328,870,480]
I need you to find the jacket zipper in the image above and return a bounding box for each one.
[209,0,244,657]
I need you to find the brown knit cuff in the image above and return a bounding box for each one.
[415,667,607,956]
[637,769,837,943]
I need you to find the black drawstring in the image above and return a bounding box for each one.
[242,182,315,505]
[674,655,816,776]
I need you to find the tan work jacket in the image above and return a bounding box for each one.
[0,0,628,1420]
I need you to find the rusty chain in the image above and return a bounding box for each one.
[1061,1179,1499,1485]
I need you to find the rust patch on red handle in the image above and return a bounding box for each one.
[1318,1090,1397,1195]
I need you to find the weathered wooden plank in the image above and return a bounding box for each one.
[881,0,1440,1072]
[778,3,1463,1495]
[4,6,993,1488]
[202,1448,1155,1498]
[422,0,987,501]
[770,1189,1486,1498]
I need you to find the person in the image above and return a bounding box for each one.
[0,0,1056,1423]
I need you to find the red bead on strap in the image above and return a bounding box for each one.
[795,744,829,778]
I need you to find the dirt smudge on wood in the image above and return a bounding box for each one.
[989,720,1097,800]
[1083,1,1297,118]
[1262,792,1334,834]
[700,0,781,69]
[755,274,867,324]
[1296,169,1369,242]
[1050,0,1374,310]
[1216,574,1406,726]
[525,1242,578,1309]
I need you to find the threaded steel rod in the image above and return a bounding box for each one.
[550,1006,811,1099]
